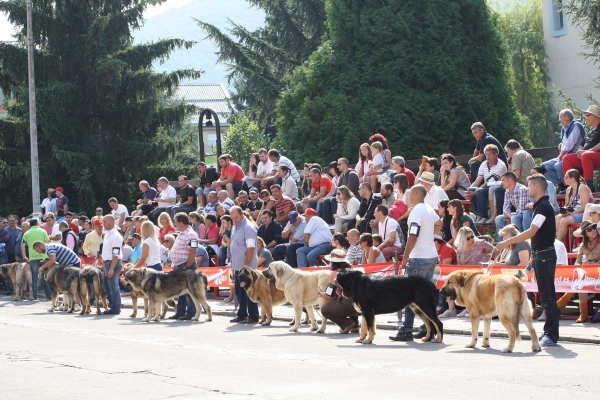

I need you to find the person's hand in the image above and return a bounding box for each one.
[496,241,509,252]
[107,269,115,278]
[418,164,424,172]
[468,158,475,166]
[577,150,585,159]
[302,198,309,204]
[212,181,219,188]
[319,198,324,203]
[525,203,533,210]
[369,220,377,228]
[333,214,339,219]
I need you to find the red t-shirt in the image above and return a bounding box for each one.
[311,175,333,195]
[221,162,245,183]
[159,225,175,243]
[70,222,80,234]
[207,223,222,246]
[438,243,457,264]
[398,167,416,188]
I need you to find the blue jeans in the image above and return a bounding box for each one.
[235,271,259,320]
[30,260,51,299]
[272,242,303,267]
[296,243,333,267]
[318,198,337,225]
[541,158,564,185]
[399,257,437,332]
[467,187,489,217]
[512,211,533,232]
[147,263,163,271]
[218,246,229,267]
[470,161,482,182]
[175,261,197,317]
[103,260,122,313]
[533,249,559,342]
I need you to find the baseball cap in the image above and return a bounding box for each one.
[55,187,64,193]
[249,187,259,194]
[302,208,317,217]
[589,204,600,214]
[288,211,299,224]
[93,219,103,227]
[132,233,141,240]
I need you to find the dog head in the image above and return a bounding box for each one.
[238,266,260,290]
[121,262,136,277]
[0,263,18,278]
[335,269,363,299]
[123,267,147,291]
[440,270,479,298]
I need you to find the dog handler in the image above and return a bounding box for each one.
[390,185,442,342]
[100,214,123,315]
[496,174,559,346]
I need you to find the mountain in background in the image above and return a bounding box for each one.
[133,0,265,89]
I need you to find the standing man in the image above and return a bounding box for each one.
[4,215,21,263]
[42,212,62,243]
[467,122,508,182]
[497,174,558,346]
[166,176,197,219]
[390,185,441,342]
[15,221,29,262]
[196,161,220,208]
[337,158,360,198]
[55,187,69,212]
[100,215,123,315]
[272,211,306,267]
[108,198,129,229]
[495,172,530,231]
[168,213,199,321]
[213,154,245,200]
[41,188,56,217]
[229,206,260,324]
[22,219,50,300]
[541,109,584,192]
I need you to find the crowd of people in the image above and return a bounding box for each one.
[3,106,600,345]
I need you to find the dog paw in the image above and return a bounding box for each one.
[532,345,542,352]
[317,329,325,334]
[289,327,299,332]
[361,339,373,344]
[79,311,85,316]
[141,317,150,322]
[206,318,212,322]
[355,338,365,343]
[129,313,136,318]
[465,343,476,348]
[481,343,490,348]
[434,337,443,343]
[501,347,512,353]
[310,326,318,332]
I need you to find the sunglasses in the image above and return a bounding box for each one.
[586,226,597,233]
[466,236,474,241]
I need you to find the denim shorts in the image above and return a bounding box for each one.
[571,213,584,223]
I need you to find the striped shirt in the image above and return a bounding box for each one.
[478,159,507,183]
[46,243,80,267]
[275,195,296,218]
[277,156,301,183]
[503,182,529,214]
[170,226,198,266]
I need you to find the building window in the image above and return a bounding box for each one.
[551,0,568,37]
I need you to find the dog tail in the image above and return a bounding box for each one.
[202,272,208,288]
[513,279,526,342]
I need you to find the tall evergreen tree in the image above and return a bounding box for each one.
[0,0,200,216]
[275,0,523,164]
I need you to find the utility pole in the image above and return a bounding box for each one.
[26,0,40,214]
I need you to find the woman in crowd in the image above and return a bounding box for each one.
[256,236,274,268]
[218,215,233,267]
[556,220,599,323]
[189,212,207,240]
[157,212,175,243]
[260,189,277,215]
[356,143,373,183]
[368,133,392,172]
[556,169,591,241]
[331,233,350,254]
[359,233,385,264]
[416,157,440,186]
[447,199,478,246]
[319,249,360,334]
[243,153,261,190]
[438,200,453,242]
[133,220,163,271]
[494,224,531,267]
[440,154,471,200]
[333,185,360,233]
[319,161,341,224]
[392,174,411,239]
[276,165,299,200]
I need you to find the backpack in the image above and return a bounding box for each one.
[388,199,408,220]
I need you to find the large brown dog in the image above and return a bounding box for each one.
[237,266,288,325]
[121,263,170,319]
[45,264,81,313]
[0,262,33,301]
[78,265,109,315]
[440,270,541,353]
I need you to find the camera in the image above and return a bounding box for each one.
[559,206,574,214]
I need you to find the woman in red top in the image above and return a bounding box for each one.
[157,212,175,243]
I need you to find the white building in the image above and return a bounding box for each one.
[542,0,598,109]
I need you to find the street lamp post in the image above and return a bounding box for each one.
[26,0,40,214]
[197,108,222,166]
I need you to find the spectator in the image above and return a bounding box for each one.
[355,183,382,233]
[59,221,79,253]
[467,122,508,181]
[121,216,136,242]
[196,161,219,207]
[366,141,386,189]
[379,182,396,210]
[440,154,471,200]
[359,233,385,264]
[296,208,333,267]
[530,165,560,214]
[267,149,301,186]
[135,180,158,216]
[217,189,235,212]
[331,233,349,252]
[199,213,221,255]
[390,185,441,342]
[438,200,452,242]
[82,219,103,257]
[320,161,342,225]
[374,204,404,259]
[215,204,228,222]
[189,212,207,240]
[253,149,274,186]
[157,212,176,244]
[195,243,211,268]
[276,165,299,200]
[495,172,530,232]
[333,185,361,233]
[245,188,264,221]
[270,184,296,224]
[100,215,123,315]
[21,218,50,300]
[3,215,21,262]
[166,176,197,218]
[337,158,360,198]
[148,177,177,224]
[319,254,360,333]
[389,156,416,187]
[272,211,307,267]
[56,209,66,224]
[447,199,478,246]
[562,105,600,192]
[203,191,220,214]
[129,233,142,264]
[213,154,245,200]
[302,168,333,217]
[95,207,103,218]
[162,234,175,267]
[466,144,507,224]
[55,187,70,212]
[435,234,458,318]
[42,213,61,243]
[493,224,531,268]
[345,229,362,264]
[356,143,373,183]
[15,221,29,262]
[229,206,260,324]
[133,221,163,271]
[259,189,277,216]
[41,188,56,217]
[244,152,264,190]
[256,237,274,268]
[369,133,392,171]
[257,210,282,253]
[456,226,499,265]
[416,157,440,186]
[393,173,410,204]
[505,140,535,186]
[218,215,233,267]
[63,212,79,234]
[417,171,448,211]
[300,163,314,202]
[556,169,591,241]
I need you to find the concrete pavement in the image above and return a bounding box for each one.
[0,293,599,400]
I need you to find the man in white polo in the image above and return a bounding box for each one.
[100,215,123,315]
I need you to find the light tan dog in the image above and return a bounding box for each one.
[263,261,332,332]
[0,262,33,301]
[440,270,541,353]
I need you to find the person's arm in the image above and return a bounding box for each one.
[378,230,396,250]
[275,205,293,223]
[117,213,126,227]
[470,175,484,188]
[161,189,176,204]
[468,149,483,165]
[200,233,218,245]
[442,170,460,191]
[41,254,57,270]
[517,250,529,266]
[257,253,266,268]
[303,233,310,246]
[503,191,511,219]
[574,187,591,214]
[134,243,149,268]
[195,255,205,266]
[368,248,377,264]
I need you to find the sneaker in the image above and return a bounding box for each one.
[74,304,81,312]
[475,216,487,224]
[457,309,469,318]
[389,331,414,342]
[539,335,557,346]
[230,316,246,323]
[414,327,429,340]
[439,309,457,318]
[537,310,547,321]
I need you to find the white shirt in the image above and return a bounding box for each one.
[407,203,438,259]
[554,239,568,266]
[50,223,62,244]
[478,159,507,183]
[144,237,161,266]
[425,185,448,210]
[371,153,385,173]
[111,204,129,221]
[257,159,274,176]
[101,228,124,261]
[282,176,299,200]
[336,197,361,220]
[222,198,235,211]
[157,185,177,208]
[305,216,333,247]
[379,217,401,247]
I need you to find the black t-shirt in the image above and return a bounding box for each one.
[180,185,197,209]
[257,221,283,246]
[476,132,508,165]
[199,167,220,187]
[583,126,600,150]
[247,199,263,212]
[531,196,556,251]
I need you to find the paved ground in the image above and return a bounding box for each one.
[0,294,598,400]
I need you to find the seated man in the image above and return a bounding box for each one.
[199,213,221,256]
[136,180,158,216]
[495,172,529,231]
[266,148,301,187]
[301,167,333,214]
[296,209,333,267]
[166,176,197,219]
[217,190,235,212]
[130,233,143,264]
[212,154,245,200]
[355,183,382,234]
[389,156,416,187]
[272,211,306,267]
[345,229,362,265]
[196,161,220,207]
[467,122,508,182]
[257,210,283,254]
[148,177,177,224]
[271,184,296,224]
[505,140,535,186]
[239,188,263,221]
[203,192,220,214]
[466,144,507,224]
[374,205,404,259]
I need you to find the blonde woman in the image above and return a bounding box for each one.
[157,212,175,243]
[492,224,530,267]
[133,221,163,271]
[455,226,499,265]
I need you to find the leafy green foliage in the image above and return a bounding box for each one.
[275,0,523,166]
[223,116,271,173]
[0,0,201,216]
